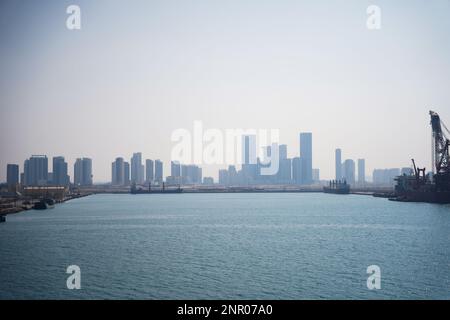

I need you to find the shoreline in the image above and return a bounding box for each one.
[1,189,392,219]
[0,193,93,217]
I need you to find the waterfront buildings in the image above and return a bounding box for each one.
[181,164,202,185]
[358,159,366,185]
[292,157,302,185]
[124,161,130,186]
[6,164,19,188]
[146,159,154,183]
[155,160,163,183]
[242,135,257,165]
[23,155,48,186]
[335,149,342,180]
[219,169,229,185]
[342,159,356,185]
[112,157,125,186]
[131,153,144,185]
[300,133,313,184]
[171,161,181,177]
[373,168,401,186]
[52,156,69,186]
[74,158,93,186]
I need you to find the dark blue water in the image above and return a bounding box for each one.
[1,193,450,299]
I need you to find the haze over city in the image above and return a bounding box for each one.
[1,0,450,182]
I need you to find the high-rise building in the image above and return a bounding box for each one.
[181,164,202,184]
[111,157,125,186]
[155,160,163,183]
[7,164,19,187]
[171,161,181,177]
[52,156,69,186]
[300,133,313,184]
[278,158,292,184]
[23,155,48,186]
[292,157,302,185]
[83,158,93,185]
[242,135,256,165]
[74,158,93,186]
[146,159,154,183]
[74,159,83,186]
[342,159,355,185]
[279,144,288,160]
[373,168,401,186]
[131,153,144,184]
[230,165,240,185]
[124,161,130,186]
[335,149,342,180]
[357,159,366,185]
[22,160,29,186]
[219,169,229,185]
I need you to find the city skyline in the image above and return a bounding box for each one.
[3,136,411,186]
[1,1,450,182]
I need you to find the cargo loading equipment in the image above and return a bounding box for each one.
[392,111,450,204]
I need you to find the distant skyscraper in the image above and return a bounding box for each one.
[124,161,130,186]
[300,133,313,184]
[22,160,29,186]
[358,159,366,185]
[130,153,144,184]
[155,160,163,183]
[228,165,238,185]
[342,159,355,185]
[279,144,288,160]
[74,158,93,186]
[146,159,154,183]
[373,168,401,186]
[132,153,144,184]
[292,157,302,185]
[52,156,69,186]
[23,155,48,186]
[7,164,19,187]
[219,169,229,185]
[111,157,125,186]
[278,158,292,184]
[335,149,342,180]
[242,135,256,165]
[171,161,181,177]
[74,159,83,186]
[181,164,202,184]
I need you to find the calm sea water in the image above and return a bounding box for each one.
[1,193,450,300]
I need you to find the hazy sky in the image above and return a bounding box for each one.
[1,0,450,182]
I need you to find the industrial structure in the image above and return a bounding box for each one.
[393,111,450,203]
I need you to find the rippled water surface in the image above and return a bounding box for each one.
[1,193,450,299]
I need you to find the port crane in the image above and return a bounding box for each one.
[430,111,450,175]
[393,111,450,203]
[430,111,450,191]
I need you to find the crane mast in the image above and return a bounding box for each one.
[429,111,450,175]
